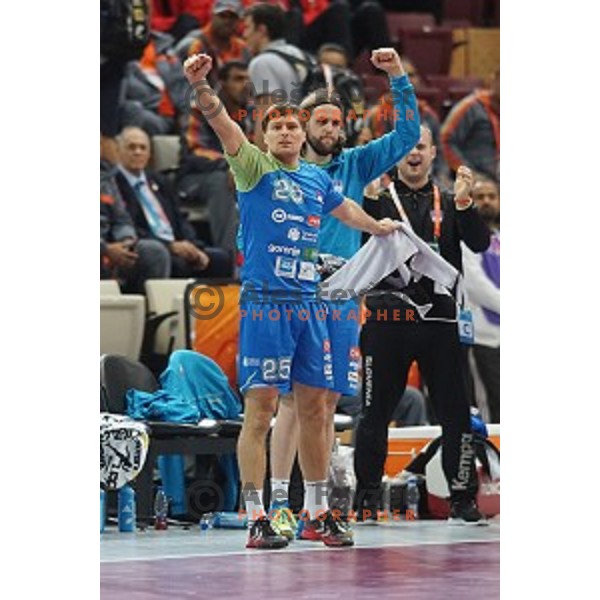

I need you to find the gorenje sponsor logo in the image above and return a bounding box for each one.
[268,243,301,257]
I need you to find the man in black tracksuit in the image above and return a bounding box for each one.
[354,125,491,523]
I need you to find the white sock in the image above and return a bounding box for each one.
[244,488,264,526]
[303,481,329,520]
[270,479,290,508]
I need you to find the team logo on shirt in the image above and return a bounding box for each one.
[349,346,360,360]
[323,339,331,353]
[333,179,344,194]
[307,215,320,228]
[315,190,324,204]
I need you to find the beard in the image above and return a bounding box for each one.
[307,133,340,156]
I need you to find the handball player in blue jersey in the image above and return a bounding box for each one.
[183,53,398,549]
[267,48,421,535]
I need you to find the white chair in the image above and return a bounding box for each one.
[100,295,146,361]
[100,280,121,296]
[144,279,194,355]
[151,135,181,172]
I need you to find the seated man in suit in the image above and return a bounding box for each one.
[115,126,233,278]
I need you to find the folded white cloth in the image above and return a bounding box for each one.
[320,224,458,302]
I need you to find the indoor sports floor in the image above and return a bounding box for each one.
[101,517,500,599]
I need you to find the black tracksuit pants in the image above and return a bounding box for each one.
[354,319,478,508]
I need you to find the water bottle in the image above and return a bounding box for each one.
[154,487,169,530]
[100,489,106,533]
[199,512,215,531]
[118,484,136,532]
[213,511,248,529]
[405,476,420,520]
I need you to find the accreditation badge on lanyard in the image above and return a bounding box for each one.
[456,278,474,345]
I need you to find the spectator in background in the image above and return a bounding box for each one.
[101,155,171,293]
[176,0,252,79]
[283,1,390,61]
[462,178,500,423]
[150,0,207,42]
[243,2,307,149]
[441,69,500,183]
[178,61,252,258]
[366,55,450,187]
[317,42,349,69]
[120,31,190,136]
[115,126,234,278]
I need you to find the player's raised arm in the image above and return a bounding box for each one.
[183,54,247,156]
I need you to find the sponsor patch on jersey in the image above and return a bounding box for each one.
[323,339,331,353]
[298,261,317,281]
[271,208,305,225]
[307,215,321,228]
[302,247,319,261]
[347,371,359,384]
[287,227,301,242]
[315,190,324,204]
[301,230,318,243]
[274,256,297,279]
[242,357,261,367]
[268,243,301,257]
[349,346,361,360]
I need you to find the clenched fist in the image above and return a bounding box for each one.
[183,54,213,85]
[453,166,474,206]
[370,48,404,77]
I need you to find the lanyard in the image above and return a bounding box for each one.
[388,181,442,241]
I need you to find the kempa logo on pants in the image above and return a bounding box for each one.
[364,355,373,408]
[451,432,475,491]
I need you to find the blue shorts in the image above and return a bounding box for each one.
[238,301,334,394]
[326,299,361,396]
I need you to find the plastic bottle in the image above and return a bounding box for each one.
[118,484,136,532]
[199,512,215,531]
[154,487,169,530]
[100,488,106,533]
[405,476,420,520]
[213,511,248,529]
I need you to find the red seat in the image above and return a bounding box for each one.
[386,11,436,43]
[352,49,378,77]
[441,0,485,27]
[399,28,454,76]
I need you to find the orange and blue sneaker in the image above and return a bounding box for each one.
[296,510,354,547]
[246,516,289,549]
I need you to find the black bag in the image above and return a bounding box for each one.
[264,49,366,145]
[100,0,151,62]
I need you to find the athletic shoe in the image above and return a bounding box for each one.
[246,516,290,549]
[270,506,297,541]
[448,499,489,526]
[297,510,354,547]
